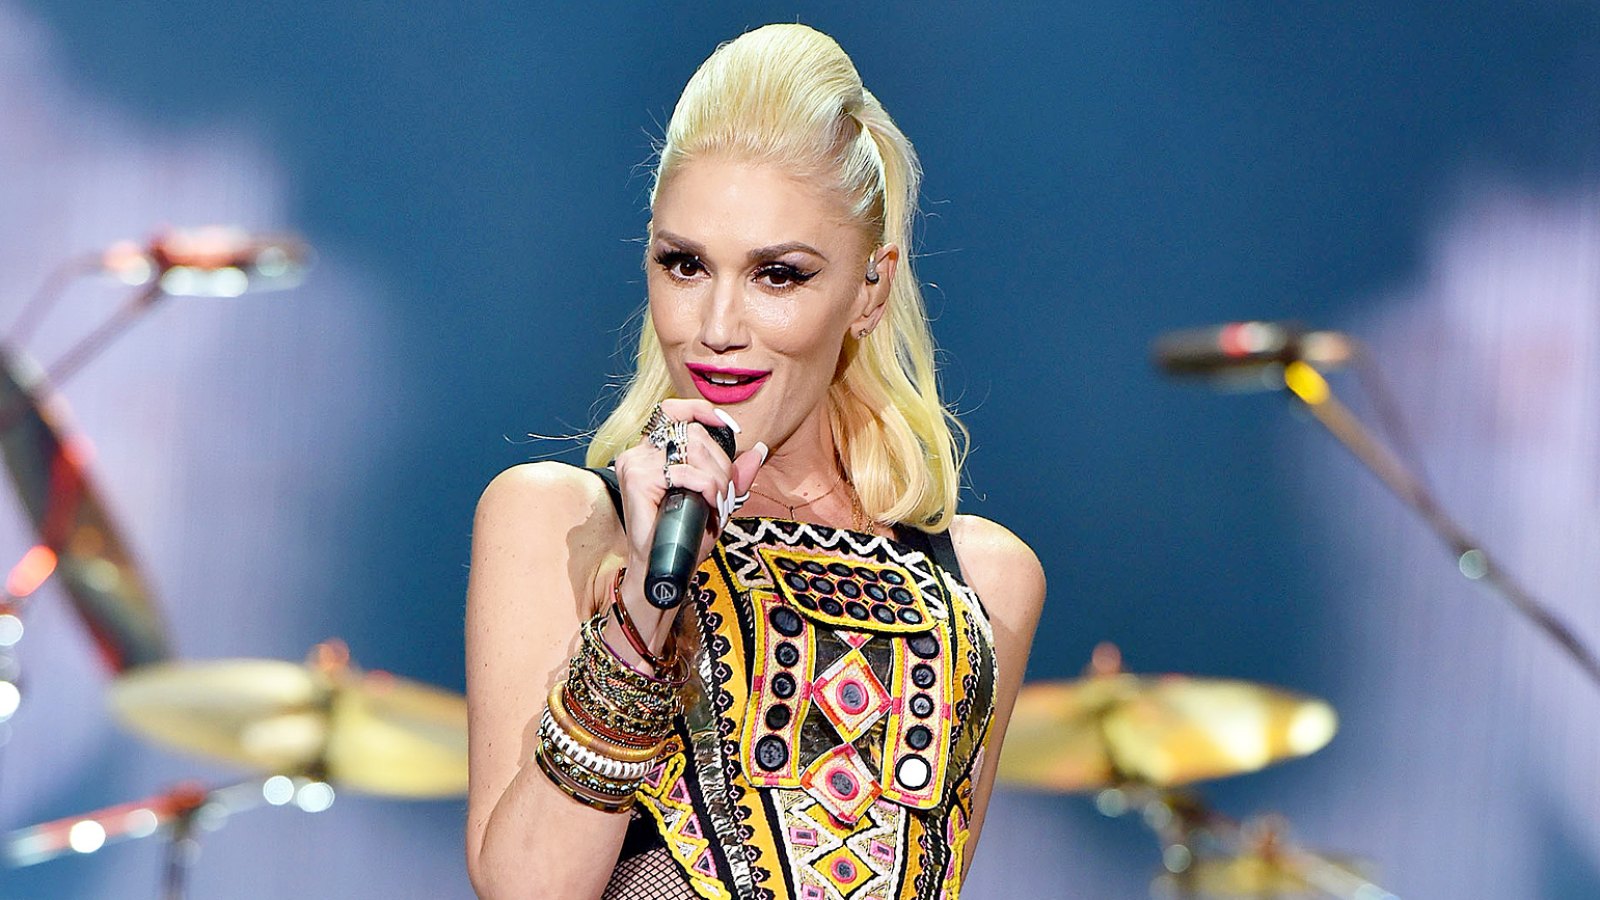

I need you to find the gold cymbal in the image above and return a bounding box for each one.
[1152,852,1370,898]
[107,647,468,798]
[0,344,170,671]
[997,669,1337,792]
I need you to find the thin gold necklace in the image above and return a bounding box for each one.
[749,474,874,533]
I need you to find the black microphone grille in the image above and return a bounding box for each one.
[706,423,736,460]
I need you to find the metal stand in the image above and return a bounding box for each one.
[1281,361,1600,689]
[1097,784,1400,899]
[5,775,335,898]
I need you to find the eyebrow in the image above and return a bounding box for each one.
[653,231,830,265]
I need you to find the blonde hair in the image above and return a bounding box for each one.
[585,23,966,530]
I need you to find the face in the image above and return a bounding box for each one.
[647,157,890,454]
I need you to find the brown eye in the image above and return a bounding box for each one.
[655,251,705,280]
[755,263,816,290]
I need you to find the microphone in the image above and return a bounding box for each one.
[1153,321,1353,381]
[100,227,312,297]
[644,422,737,609]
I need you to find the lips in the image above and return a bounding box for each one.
[686,363,771,405]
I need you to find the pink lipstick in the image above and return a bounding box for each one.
[686,363,770,404]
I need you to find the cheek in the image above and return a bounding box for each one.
[647,282,694,348]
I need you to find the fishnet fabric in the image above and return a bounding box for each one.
[602,844,698,900]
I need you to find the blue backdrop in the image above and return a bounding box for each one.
[4,2,1598,897]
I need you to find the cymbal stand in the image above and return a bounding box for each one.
[5,775,336,897]
[0,546,60,786]
[1280,361,1600,689]
[1095,783,1400,899]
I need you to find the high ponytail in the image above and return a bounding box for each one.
[587,24,967,530]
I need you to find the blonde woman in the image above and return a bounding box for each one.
[466,24,1045,900]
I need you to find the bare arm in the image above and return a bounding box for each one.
[947,513,1047,877]
[466,401,765,899]
[465,462,632,900]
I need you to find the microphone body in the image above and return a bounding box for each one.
[644,422,737,609]
[1153,321,1353,380]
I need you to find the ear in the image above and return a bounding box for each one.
[851,242,900,338]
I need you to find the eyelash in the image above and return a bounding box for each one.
[652,251,818,291]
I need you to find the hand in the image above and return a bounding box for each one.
[611,400,767,649]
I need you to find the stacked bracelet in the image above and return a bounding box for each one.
[533,599,687,813]
[610,568,676,671]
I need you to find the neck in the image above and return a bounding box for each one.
[746,406,866,528]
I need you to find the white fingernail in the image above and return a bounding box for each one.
[713,408,741,434]
[731,491,750,511]
[755,441,769,463]
[727,479,737,503]
[715,489,724,513]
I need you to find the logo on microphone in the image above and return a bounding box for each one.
[650,582,679,605]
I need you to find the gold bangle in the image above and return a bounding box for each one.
[548,684,665,762]
[539,735,640,799]
[533,742,634,813]
[582,613,689,691]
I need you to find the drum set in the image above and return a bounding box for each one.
[0,229,472,898]
[7,241,1573,899]
[996,643,1398,898]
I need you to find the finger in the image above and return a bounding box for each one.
[612,445,667,544]
[659,399,741,449]
[664,464,726,515]
[682,425,735,481]
[730,442,768,495]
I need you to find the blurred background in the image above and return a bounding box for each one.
[1,1,1597,897]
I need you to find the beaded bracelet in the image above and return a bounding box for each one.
[533,738,636,813]
[579,613,688,694]
[557,682,666,751]
[548,683,665,758]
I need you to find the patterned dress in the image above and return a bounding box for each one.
[589,471,999,900]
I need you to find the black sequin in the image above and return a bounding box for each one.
[907,725,933,750]
[772,673,797,699]
[770,608,803,637]
[765,704,793,730]
[775,642,800,667]
[755,735,789,771]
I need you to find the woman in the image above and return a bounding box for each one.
[466,24,1044,900]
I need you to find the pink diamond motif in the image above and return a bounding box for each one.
[800,743,883,825]
[812,650,890,742]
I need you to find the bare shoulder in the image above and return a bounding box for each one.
[475,461,614,543]
[470,461,623,604]
[946,513,1046,627]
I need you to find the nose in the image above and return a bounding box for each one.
[698,274,749,353]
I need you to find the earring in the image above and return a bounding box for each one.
[857,326,874,339]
